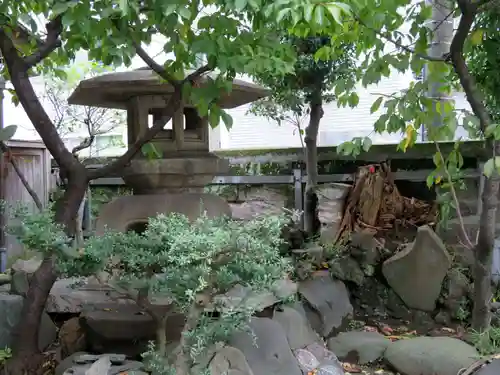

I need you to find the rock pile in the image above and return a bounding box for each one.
[0,223,485,375]
[325,225,472,327]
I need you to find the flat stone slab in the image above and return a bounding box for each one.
[55,352,146,375]
[328,331,391,364]
[46,278,135,313]
[48,278,295,314]
[207,279,297,312]
[382,226,450,311]
[384,336,479,375]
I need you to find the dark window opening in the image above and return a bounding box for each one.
[126,221,148,234]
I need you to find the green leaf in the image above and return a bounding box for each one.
[470,29,484,46]
[141,143,162,160]
[0,125,18,142]
[347,93,359,108]
[370,97,383,114]
[313,5,325,26]
[178,7,192,20]
[220,109,233,130]
[484,158,495,177]
[362,137,372,152]
[52,1,71,15]
[426,172,435,188]
[119,0,128,15]
[208,106,221,128]
[235,0,248,11]
[325,4,342,24]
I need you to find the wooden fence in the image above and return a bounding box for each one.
[2,140,51,260]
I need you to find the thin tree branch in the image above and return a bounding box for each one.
[23,16,63,69]
[184,64,211,84]
[133,41,181,88]
[71,135,95,156]
[450,0,491,132]
[0,28,82,175]
[355,17,447,63]
[0,142,43,211]
[434,142,474,248]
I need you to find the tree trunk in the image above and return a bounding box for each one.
[448,2,497,332]
[472,143,500,330]
[303,94,323,237]
[2,172,87,375]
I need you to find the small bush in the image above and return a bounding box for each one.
[10,208,292,374]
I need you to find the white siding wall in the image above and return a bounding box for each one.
[220,71,472,150]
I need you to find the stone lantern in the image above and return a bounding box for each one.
[67,68,269,234]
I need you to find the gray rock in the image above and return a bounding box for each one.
[0,294,23,349]
[317,183,351,245]
[294,343,344,375]
[350,232,384,266]
[0,293,56,351]
[209,346,254,375]
[47,278,136,314]
[273,306,320,350]
[444,269,471,319]
[384,336,479,375]
[11,257,42,273]
[292,246,324,266]
[476,359,500,375]
[83,356,111,375]
[10,270,30,296]
[329,256,365,286]
[327,331,390,364]
[229,317,301,375]
[434,310,452,325]
[299,271,353,337]
[38,311,58,351]
[382,226,451,311]
[303,342,344,372]
[208,279,297,313]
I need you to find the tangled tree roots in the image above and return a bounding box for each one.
[335,162,438,243]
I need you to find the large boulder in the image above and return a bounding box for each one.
[209,346,254,375]
[298,271,353,337]
[272,305,320,350]
[327,331,391,364]
[384,336,479,375]
[382,226,451,311]
[229,317,302,375]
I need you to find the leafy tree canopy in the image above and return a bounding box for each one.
[468,6,500,125]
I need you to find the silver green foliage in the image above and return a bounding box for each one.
[8,207,292,373]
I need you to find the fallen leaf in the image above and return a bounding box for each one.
[342,362,362,373]
[379,325,394,336]
[363,326,378,333]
